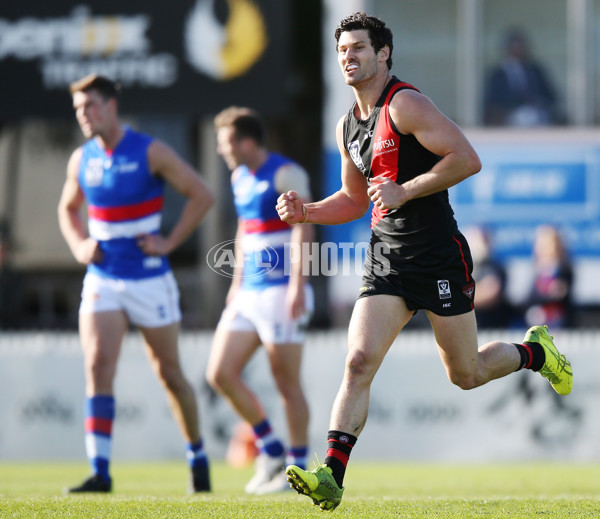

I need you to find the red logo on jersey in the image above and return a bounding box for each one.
[462,282,475,299]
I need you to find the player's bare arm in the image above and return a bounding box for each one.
[138,140,215,256]
[286,216,315,318]
[57,147,102,265]
[286,246,307,318]
[225,220,245,306]
[367,90,481,211]
[277,116,370,225]
[275,163,313,318]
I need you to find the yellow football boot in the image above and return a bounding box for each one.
[286,464,344,511]
[524,325,573,395]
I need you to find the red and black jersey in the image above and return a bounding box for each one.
[343,76,460,261]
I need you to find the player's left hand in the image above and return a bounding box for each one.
[137,234,170,255]
[367,176,407,210]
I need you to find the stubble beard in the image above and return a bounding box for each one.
[343,59,379,88]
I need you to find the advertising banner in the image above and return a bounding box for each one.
[0,331,593,462]
[0,0,289,119]
[452,131,600,258]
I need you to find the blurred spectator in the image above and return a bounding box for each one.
[483,28,558,127]
[464,226,511,329]
[524,225,574,329]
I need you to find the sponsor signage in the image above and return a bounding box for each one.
[0,331,592,462]
[451,133,600,258]
[0,0,289,119]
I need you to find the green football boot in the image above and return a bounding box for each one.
[524,325,573,395]
[286,464,344,511]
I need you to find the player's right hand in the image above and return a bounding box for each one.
[75,238,103,265]
[276,190,305,224]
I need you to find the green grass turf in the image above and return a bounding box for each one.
[1,461,599,518]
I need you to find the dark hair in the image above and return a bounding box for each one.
[335,12,393,70]
[69,74,120,100]
[214,106,265,145]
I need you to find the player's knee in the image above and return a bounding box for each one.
[206,367,232,394]
[346,349,375,380]
[273,374,302,400]
[156,364,186,392]
[86,356,112,382]
[205,367,221,391]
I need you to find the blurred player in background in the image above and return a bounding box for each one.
[206,106,313,495]
[58,74,214,493]
[277,12,573,511]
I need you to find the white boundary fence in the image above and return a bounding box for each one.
[0,330,596,462]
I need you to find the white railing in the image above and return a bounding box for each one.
[0,329,594,461]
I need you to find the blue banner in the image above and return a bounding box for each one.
[451,135,600,258]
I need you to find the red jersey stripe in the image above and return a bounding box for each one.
[370,82,414,228]
[243,218,290,234]
[88,195,164,222]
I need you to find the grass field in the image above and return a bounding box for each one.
[1,461,599,518]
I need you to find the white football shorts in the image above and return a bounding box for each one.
[79,271,181,328]
[217,284,314,345]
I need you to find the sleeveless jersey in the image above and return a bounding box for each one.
[343,76,460,260]
[78,127,169,279]
[232,153,293,289]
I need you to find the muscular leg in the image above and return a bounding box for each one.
[330,294,414,436]
[206,328,264,424]
[427,310,521,390]
[208,328,288,493]
[141,322,200,443]
[79,310,128,396]
[263,341,308,448]
[70,310,127,490]
[290,294,414,492]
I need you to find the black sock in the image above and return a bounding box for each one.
[513,342,545,372]
[324,430,357,488]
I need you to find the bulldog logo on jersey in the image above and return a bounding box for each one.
[348,140,366,173]
[84,157,104,187]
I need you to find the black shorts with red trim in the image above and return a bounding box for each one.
[357,232,475,316]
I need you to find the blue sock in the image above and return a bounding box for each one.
[84,395,115,483]
[252,419,285,457]
[186,439,209,469]
[288,446,308,470]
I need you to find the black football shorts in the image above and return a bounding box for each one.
[358,232,475,316]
